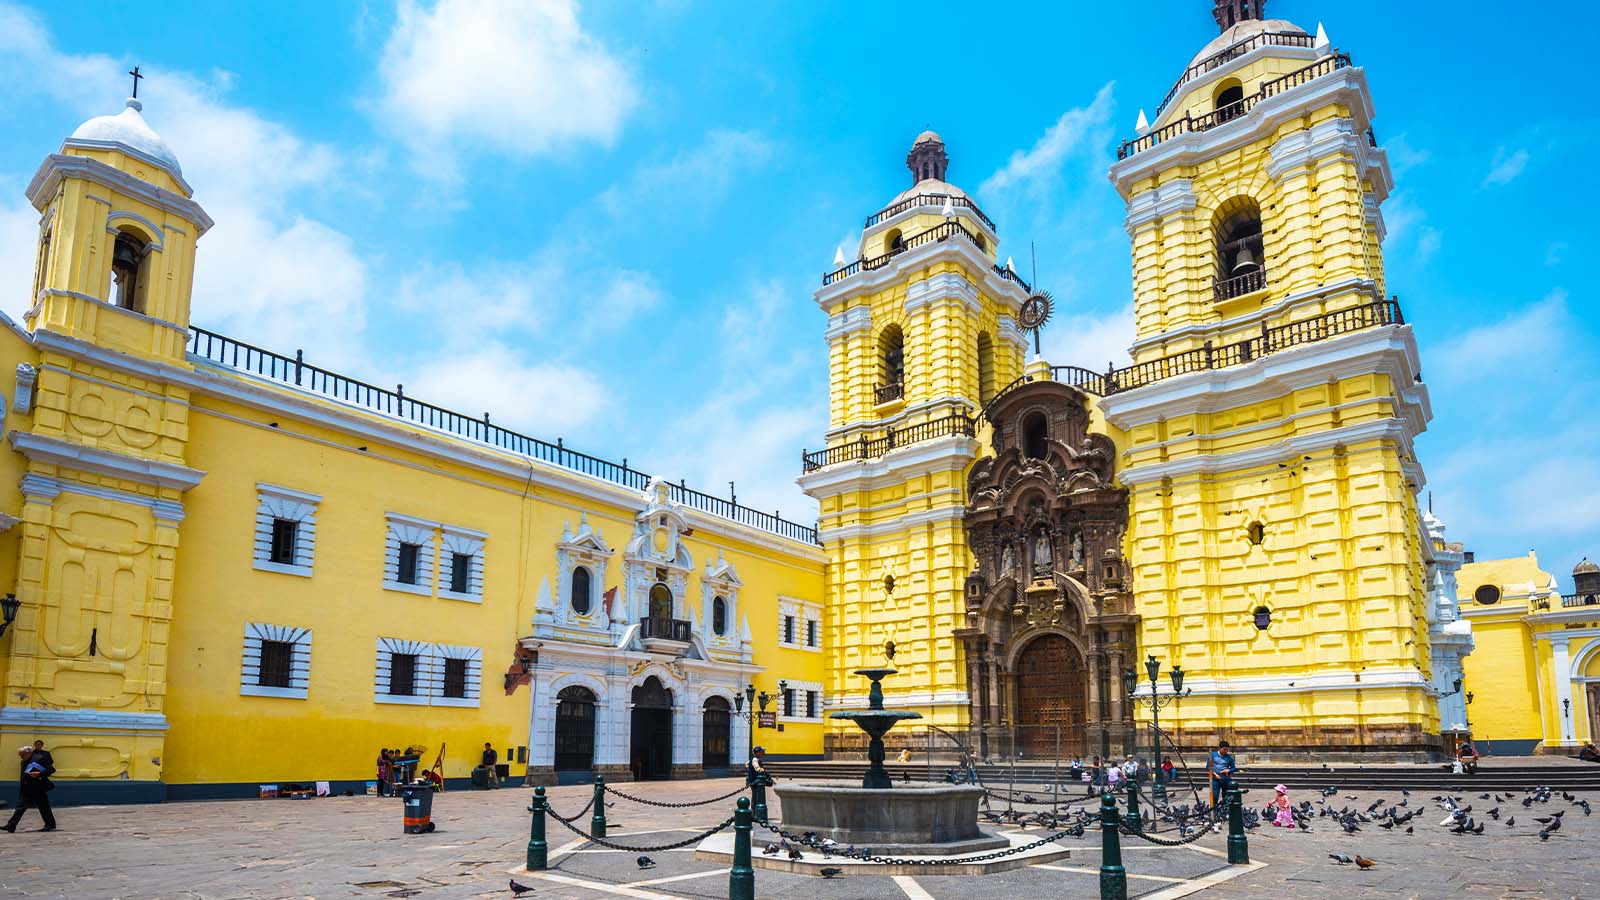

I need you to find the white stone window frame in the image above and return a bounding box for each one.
[439,525,487,604]
[778,679,825,724]
[555,515,615,628]
[778,597,822,653]
[240,623,311,699]
[702,553,742,648]
[253,484,320,577]
[375,637,436,706]
[384,514,437,597]
[432,643,483,708]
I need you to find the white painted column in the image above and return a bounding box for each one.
[595,677,631,767]
[673,699,699,770]
[730,711,750,766]
[1552,639,1575,746]
[529,671,556,767]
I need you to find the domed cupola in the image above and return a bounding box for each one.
[906,130,948,184]
[65,97,184,183]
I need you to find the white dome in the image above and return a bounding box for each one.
[892,177,968,205]
[1188,18,1307,68]
[67,98,182,176]
[913,129,943,146]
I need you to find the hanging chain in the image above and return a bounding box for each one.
[545,810,737,852]
[754,815,1085,867]
[603,782,750,808]
[544,791,597,823]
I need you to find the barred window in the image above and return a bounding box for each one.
[806,690,819,719]
[807,619,818,648]
[442,657,468,699]
[783,688,795,717]
[450,553,471,594]
[784,615,795,644]
[390,653,418,696]
[270,519,298,565]
[258,640,293,688]
[397,543,422,585]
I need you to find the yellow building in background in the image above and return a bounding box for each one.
[0,97,827,802]
[1458,553,1600,755]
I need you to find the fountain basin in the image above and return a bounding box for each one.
[771,782,1005,853]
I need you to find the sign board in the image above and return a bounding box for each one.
[758,712,777,729]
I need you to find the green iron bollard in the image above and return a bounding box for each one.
[750,775,769,824]
[590,774,607,839]
[1099,792,1128,900]
[526,786,548,871]
[1152,771,1168,805]
[1227,784,1249,864]
[729,796,755,900]
[1124,780,1143,834]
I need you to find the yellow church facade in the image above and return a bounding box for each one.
[4,0,1573,804]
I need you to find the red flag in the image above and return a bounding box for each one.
[603,586,618,618]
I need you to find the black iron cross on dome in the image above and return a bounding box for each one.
[129,66,143,98]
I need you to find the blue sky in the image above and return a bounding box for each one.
[1,1,1595,586]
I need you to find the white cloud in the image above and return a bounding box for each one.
[979,83,1115,197]
[1380,191,1440,266]
[1040,303,1134,371]
[1483,146,1530,186]
[376,0,635,174]
[598,129,776,220]
[1383,132,1429,177]
[406,342,606,435]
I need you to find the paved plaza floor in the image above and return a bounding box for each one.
[0,777,1593,899]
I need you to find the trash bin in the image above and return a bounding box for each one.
[471,765,488,789]
[401,784,435,834]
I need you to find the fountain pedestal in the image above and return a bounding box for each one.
[829,667,921,789]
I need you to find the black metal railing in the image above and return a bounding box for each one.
[1214,267,1267,301]
[187,326,819,544]
[1120,53,1351,159]
[800,411,975,472]
[1560,593,1600,609]
[875,381,904,404]
[1152,30,1317,120]
[639,617,693,642]
[823,220,1030,291]
[865,193,996,231]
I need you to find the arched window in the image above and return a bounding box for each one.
[1022,411,1049,460]
[110,231,147,312]
[884,228,905,257]
[878,324,905,401]
[1214,199,1265,300]
[976,332,995,406]
[1214,79,1245,123]
[712,595,727,636]
[570,566,592,615]
[649,583,673,620]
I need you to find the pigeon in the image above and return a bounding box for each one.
[1506,817,1515,827]
[763,842,781,856]
[1538,828,1552,842]
[788,847,804,860]
[1534,816,1555,825]
[1404,826,1413,834]
[1579,800,1592,816]
[1354,856,1376,870]
[510,879,536,896]
[636,856,656,870]
[819,867,843,878]
[1479,794,1491,800]
[1329,854,1353,865]
[1487,807,1500,820]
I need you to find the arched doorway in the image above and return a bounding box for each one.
[702,696,731,770]
[630,676,674,780]
[554,686,597,773]
[1015,633,1088,758]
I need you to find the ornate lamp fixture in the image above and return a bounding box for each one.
[0,594,20,639]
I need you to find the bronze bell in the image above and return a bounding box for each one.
[1231,244,1259,274]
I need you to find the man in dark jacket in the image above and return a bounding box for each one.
[3,746,56,832]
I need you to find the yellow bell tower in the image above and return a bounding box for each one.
[1,88,210,801]
[798,132,1029,749]
[1103,1,1439,755]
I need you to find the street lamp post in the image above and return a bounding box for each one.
[1124,655,1189,804]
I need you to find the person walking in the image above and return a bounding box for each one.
[481,743,500,788]
[3,747,55,833]
[28,741,54,778]
[1208,740,1238,810]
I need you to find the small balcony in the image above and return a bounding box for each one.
[638,616,692,650]
[875,381,904,405]
[1214,267,1267,302]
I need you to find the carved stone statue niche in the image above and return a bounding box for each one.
[956,380,1136,761]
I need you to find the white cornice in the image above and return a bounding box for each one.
[1128,278,1380,356]
[10,430,205,491]
[1135,667,1430,698]
[1111,67,1375,199]
[1114,417,1417,487]
[1100,325,1429,432]
[904,271,981,316]
[26,152,211,234]
[20,472,185,522]
[818,505,966,542]
[862,200,998,246]
[1124,178,1196,236]
[797,434,978,499]
[1152,43,1323,132]
[824,304,875,343]
[1267,117,1393,203]
[815,236,1028,313]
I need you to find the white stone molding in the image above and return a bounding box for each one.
[701,551,746,659]
[374,636,436,706]
[1151,42,1322,132]
[0,707,168,733]
[383,513,436,596]
[1124,178,1197,236]
[555,514,614,630]
[814,232,1028,313]
[26,152,211,232]
[778,679,825,723]
[19,472,183,523]
[13,362,35,415]
[10,431,206,490]
[240,622,312,699]
[776,597,822,652]
[253,483,320,577]
[797,434,979,498]
[902,271,981,317]
[622,478,695,626]
[1126,277,1381,357]
[439,524,487,603]
[432,643,483,708]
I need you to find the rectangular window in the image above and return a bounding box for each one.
[270,518,298,565]
[807,619,818,648]
[806,690,819,719]
[397,543,421,585]
[784,615,795,644]
[442,657,467,698]
[390,653,418,696]
[450,553,471,594]
[258,640,293,688]
[783,689,795,717]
